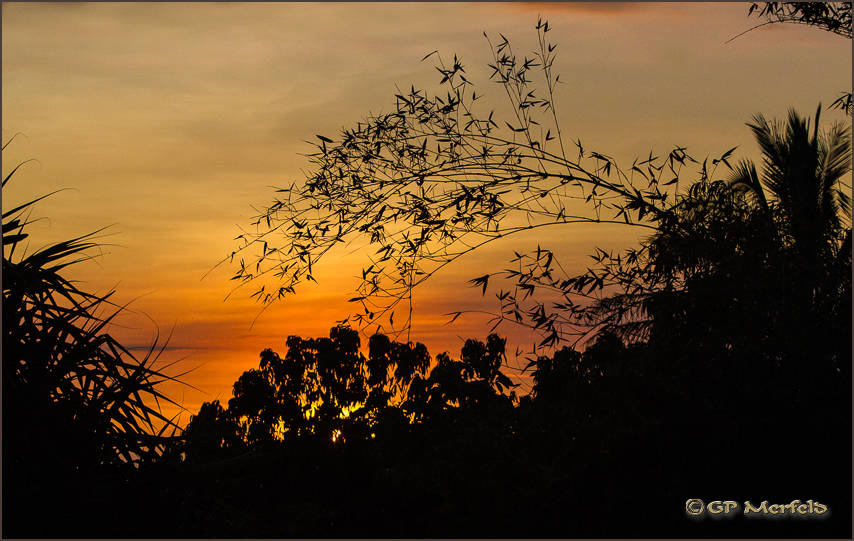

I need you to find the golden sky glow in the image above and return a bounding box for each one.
[3,2,850,421]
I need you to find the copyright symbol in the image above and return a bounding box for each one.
[686,499,705,516]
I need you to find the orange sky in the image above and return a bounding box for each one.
[3,2,850,423]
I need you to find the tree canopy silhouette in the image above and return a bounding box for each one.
[183,327,518,462]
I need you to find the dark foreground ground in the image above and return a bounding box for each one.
[5,383,850,539]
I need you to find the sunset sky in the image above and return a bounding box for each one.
[3,2,850,421]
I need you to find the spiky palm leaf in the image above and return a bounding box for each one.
[2,153,187,471]
[729,105,852,249]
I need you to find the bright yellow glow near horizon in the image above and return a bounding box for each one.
[2,2,850,422]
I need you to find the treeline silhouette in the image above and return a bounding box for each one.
[184,330,514,461]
